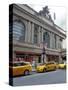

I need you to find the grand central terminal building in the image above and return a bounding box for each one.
[9,4,66,67]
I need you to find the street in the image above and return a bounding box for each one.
[13,69,66,86]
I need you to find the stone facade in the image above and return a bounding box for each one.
[9,4,66,66]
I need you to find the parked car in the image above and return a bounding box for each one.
[58,63,66,69]
[36,61,57,73]
[9,61,32,76]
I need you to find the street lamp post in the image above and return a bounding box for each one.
[43,47,45,63]
[42,42,46,63]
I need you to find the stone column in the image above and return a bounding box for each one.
[56,35,58,49]
[25,21,28,42]
[57,36,60,49]
[50,32,53,49]
[52,33,55,49]
[31,22,34,43]
[40,28,42,44]
[38,26,41,45]
[27,21,31,43]
[41,27,43,43]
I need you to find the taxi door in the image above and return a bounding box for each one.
[46,63,51,71]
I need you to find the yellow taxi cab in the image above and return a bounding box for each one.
[9,61,32,76]
[36,61,57,73]
[58,62,66,69]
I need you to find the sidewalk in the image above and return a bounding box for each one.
[31,68,36,74]
[32,68,36,71]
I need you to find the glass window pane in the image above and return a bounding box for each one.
[34,24,38,44]
[43,32,50,48]
[13,21,25,42]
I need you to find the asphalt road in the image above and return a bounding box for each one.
[13,69,66,86]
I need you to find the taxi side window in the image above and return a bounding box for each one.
[46,63,50,65]
[21,63,27,66]
[13,63,19,66]
[46,62,54,65]
[13,63,27,66]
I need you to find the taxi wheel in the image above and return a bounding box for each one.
[43,68,46,72]
[64,65,66,69]
[24,70,29,76]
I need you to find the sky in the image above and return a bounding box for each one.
[29,4,66,31]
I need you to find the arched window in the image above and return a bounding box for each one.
[13,20,25,42]
[43,32,50,48]
[58,38,62,49]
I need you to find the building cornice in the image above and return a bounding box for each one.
[13,4,66,38]
[13,40,61,52]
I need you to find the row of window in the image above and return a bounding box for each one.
[9,20,62,49]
